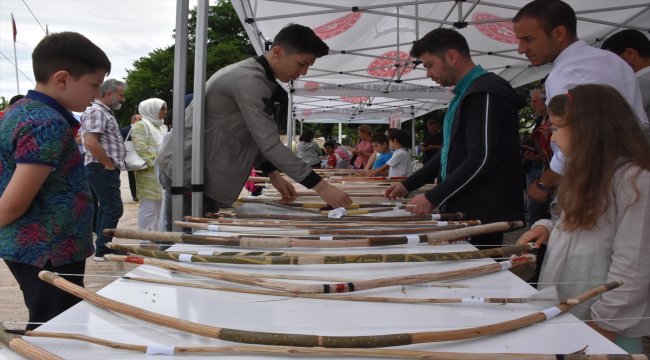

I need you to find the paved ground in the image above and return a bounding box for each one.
[0,171,140,332]
[0,173,647,355]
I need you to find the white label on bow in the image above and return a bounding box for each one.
[178,254,193,262]
[146,344,175,355]
[406,235,419,245]
[328,207,347,218]
[461,297,485,303]
[542,307,562,320]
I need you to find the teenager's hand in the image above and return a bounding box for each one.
[406,194,435,214]
[268,171,297,204]
[384,183,408,199]
[516,225,550,249]
[313,180,352,208]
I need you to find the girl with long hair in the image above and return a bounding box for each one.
[517,84,650,353]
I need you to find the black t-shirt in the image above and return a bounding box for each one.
[421,131,442,164]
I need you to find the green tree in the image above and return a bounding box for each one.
[117,0,254,125]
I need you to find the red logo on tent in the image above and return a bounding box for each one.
[302,109,313,117]
[304,81,320,92]
[340,96,369,103]
[368,51,414,78]
[314,12,362,40]
[473,12,517,44]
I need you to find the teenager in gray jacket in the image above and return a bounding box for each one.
[157,24,351,211]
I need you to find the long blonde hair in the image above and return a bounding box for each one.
[548,84,650,230]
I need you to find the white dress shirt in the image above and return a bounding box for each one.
[545,40,649,175]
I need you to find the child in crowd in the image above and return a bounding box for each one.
[363,133,392,177]
[379,128,412,177]
[296,129,323,168]
[0,32,110,330]
[517,84,650,353]
[323,140,351,169]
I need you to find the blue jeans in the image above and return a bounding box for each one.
[524,162,551,225]
[85,163,123,255]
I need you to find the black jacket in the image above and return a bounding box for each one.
[403,72,525,225]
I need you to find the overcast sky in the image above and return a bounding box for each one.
[0,0,198,100]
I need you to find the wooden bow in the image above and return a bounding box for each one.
[0,324,62,360]
[104,254,536,294]
[122,274,575,305]
[36,271,622,349]
[20,330,647,359]
[107,242,533,265]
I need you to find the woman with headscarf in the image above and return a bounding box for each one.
[131,98,168,231]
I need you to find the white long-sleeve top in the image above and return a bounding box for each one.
[546,40,649,176]
[537,162,650,337]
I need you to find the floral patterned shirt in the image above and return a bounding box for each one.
[0,90,93,267]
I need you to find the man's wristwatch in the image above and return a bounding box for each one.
[535,178,553,193]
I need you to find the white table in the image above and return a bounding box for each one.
[0,215,626,359]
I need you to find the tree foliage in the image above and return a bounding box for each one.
[116,0,254,125]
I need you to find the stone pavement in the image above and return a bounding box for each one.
[0,170,139,332]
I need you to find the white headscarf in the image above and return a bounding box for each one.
[138,98,166,126]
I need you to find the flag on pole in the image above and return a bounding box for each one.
[11,14,17,42]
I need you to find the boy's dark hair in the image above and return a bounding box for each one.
[370,133,388,145]
[299,129,315,142]
[387,128,411,148]
[272,23,329,58]
[513,0,577,38]
[601,30,650,57]
[32,32,111,83]
[410,28,470,58]
[8,94,25,105]
[323,139,336,148]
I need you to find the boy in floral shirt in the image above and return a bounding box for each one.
[0,32,110,330]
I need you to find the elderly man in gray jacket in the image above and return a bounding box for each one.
[157,24,351,212]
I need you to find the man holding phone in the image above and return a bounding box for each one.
[521,88,552,225]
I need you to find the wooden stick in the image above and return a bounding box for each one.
[107,242,534,265]
[174,220,480,236]
[122,274,572,305]
[36,271,622,349]
[182,216,469,228]
[104,254,536,294]
[427,221,524,244]
[24,331,645,359]
[0,324,63,360]
[209,212,466,222]
[105,228,480,249]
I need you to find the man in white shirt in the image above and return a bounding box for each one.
[513,0,649,203]
[601,29,650,123]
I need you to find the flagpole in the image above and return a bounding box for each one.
[11,13,20,94]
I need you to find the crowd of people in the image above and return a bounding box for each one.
[0,0,647,351]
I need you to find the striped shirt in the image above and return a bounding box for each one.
[80,100,126,169]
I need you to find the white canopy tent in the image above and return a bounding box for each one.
[230,0,649,132]
[170,0,650,221]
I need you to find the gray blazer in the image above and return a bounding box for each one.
[157,57,317,206]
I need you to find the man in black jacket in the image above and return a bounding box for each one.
[385,28,525,248]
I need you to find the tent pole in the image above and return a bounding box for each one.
[171,0,189,232]
[191,0,209,218]
[286,83,294,148]
[338,122,343,144]
[411,106,416,158]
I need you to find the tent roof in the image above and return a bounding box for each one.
[231,0,650,124]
